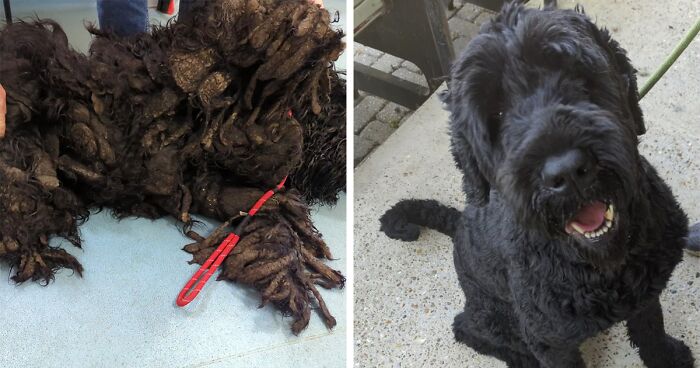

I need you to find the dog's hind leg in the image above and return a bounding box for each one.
[626,298,695,368]
[453,297,541,368]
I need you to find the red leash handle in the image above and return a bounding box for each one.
[176,233,239,306]
[176,177,287,307]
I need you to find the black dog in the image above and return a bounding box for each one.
[380,2,698,367]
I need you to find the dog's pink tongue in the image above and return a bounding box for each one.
[570,201,606,232]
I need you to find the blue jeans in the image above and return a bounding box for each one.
[96,0,148,37]
[97,0,195,37]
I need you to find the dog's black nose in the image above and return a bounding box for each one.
[542,149,595,192]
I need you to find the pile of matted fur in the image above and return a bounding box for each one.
[0,0,346,334]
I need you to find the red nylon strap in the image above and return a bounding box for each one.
[249,176,286,216]
[176,176,287,307]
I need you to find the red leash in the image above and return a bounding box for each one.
[176,176,287,307]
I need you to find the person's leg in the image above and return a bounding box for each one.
[96,0,148,37]
[686,222,700,256]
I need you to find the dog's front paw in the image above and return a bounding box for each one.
[667,337,695,368]
[646,336,695,368]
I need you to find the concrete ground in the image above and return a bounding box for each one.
[354,0,700,367]
[0,1,347,367]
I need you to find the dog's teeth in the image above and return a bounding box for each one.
[576,215,614,240]
[605,205,614,221]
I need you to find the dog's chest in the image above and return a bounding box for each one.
[515,246,675,336]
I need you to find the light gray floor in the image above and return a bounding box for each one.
[354,1,700,367]
[0,196,346,368]
[1,2,347,367]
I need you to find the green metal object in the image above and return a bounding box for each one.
[639,17,700,100]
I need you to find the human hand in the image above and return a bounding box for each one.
[311,0,323,8]
[0,83,6,139]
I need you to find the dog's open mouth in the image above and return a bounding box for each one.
[565,201,615,240]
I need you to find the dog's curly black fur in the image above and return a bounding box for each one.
[381,3,697,367]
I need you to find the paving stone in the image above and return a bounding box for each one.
[355,90,369,105]
[354,96,387,134]
[444,1,461,18]
[360,120,396,145]
[449,14,479,40]
[371,53,403,73]
[355,49,380,66]
[455,3,482,22]
[448,16,473,40]
[355,43,383,58]
[376,102,411,128]
[391,67,429,89]
[473,11,495,27]
[354,134,378,166]
[401,61,421,74]
[356,89,374,101]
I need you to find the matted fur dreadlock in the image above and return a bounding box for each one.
[0,0,345,334]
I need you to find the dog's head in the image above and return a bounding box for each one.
[443,3,645,266]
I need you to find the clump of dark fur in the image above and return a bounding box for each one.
[289,71,346,205]
[0,0,345,334]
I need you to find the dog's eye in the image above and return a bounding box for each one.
[487,111,503,123]
[487,111,503,143]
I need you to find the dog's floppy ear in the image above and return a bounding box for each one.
[451,130,491,206]
[609,37,646,135]
[440,89,491,206]
[594,28,646,135]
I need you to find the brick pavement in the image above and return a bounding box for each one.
[354,1,494,166]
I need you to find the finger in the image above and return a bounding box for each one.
[0,84,6,139]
